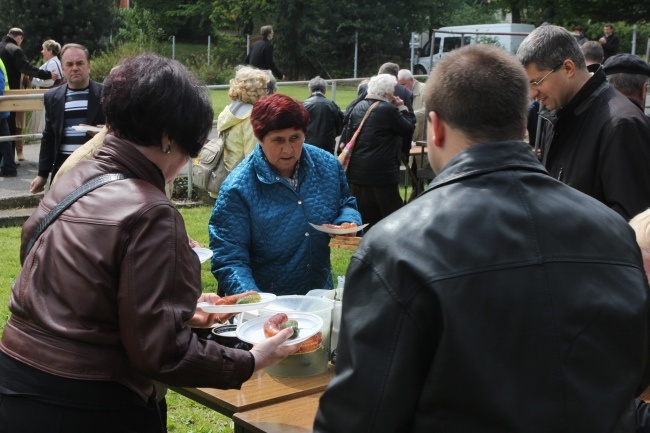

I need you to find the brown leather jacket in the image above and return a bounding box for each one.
[1,135,253,401]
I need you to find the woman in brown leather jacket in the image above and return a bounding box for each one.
[0,54,298,433]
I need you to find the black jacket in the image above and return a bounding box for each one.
[303,92,343,154]
[602,33,619,59]
[315,141,650,433]
[38,81,105,177]
[0,36,52,90]
[245,37,283,78]
[343,94,415,186]
[537,66,650,220]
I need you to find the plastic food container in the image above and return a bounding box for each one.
[323,289,342,354]
[260,295,333,377]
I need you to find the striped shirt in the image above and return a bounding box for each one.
[59,87,90,155]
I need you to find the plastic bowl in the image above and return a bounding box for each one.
[212,325,252,350]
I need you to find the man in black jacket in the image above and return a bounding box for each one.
[517,25,650,221]
[303,76,343,154]
[315,43,650,433]
[0,28,58,164]
[29,44,104,193]
[599,23,619,60]
[245,25,284,80]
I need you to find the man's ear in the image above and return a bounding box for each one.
[429,111,445,148]
[562,59,577,79]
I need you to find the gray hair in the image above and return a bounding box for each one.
[608,73,649,97]
[264,70,278,94]
[516,25,586,71]
[398,69,413,80]
[308,76,327,93]
[367,74,397,96]
[581,41,604,64]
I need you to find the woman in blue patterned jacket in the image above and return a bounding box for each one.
[209,94,362,296]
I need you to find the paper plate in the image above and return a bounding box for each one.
[192,247,213,264]
[71,125,103,133]
[309,223,368,235]
[236,312,323,346]
[197,292,277,314]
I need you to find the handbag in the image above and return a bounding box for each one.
[337,101,380,172]
[192,130,232,195]
[25,173,132,257]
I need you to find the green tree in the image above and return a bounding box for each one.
[0,0,118,62]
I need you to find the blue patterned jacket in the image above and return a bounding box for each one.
[209,143,361,296]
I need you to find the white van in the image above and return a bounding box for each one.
[413,23,535,75]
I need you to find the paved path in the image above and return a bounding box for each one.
[0,139,41,200]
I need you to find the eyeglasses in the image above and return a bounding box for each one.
[529,62,564,88]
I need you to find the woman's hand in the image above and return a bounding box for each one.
[392,95,404,107]
[323,222,359,238]
[187,293,236,328]
[250,327,302,371]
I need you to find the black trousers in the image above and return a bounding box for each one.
[0,392,165,433]
[349,183,403,230]
[0,118,17,175]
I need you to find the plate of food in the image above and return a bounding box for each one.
[71,125,103,133]
[236,312,323,346]
[192,247,213,264]
[309,223,368,235]
[197,291,277,314]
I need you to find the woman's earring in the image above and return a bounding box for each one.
[165,144,171,154]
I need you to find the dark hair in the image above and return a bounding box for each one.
[425,44,529,144]
[605,23,614,30]
[250,94,309,142]
[60,43,90,62]
[7,28,23,38]
[102,53,213,158]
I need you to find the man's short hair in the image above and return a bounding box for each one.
[605,23,614,30]
[261,25,273,38]
[60,43,90,62]
[7,28,23,38]
[425,44,529,144]
[581,41,604,64]
[378,62,399,77]
[573,25,584,33]
[608,73,649,97]
[517,25,586,71]
[308,76,327,93]
[397,69,414,81]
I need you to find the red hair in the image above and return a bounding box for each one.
[251,94,310,141]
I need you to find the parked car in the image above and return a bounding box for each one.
[413,23,535,75]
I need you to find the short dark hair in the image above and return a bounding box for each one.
[261,25,273,38]
[251,94,309,142]
[7,28,23,38]
[102,53,213,158]
[60,43,90,62]
[605,23,614,30]
[581,41,604,64]
[378,62,399,77]
[425,44,529,144]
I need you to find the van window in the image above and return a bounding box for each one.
[420,37,441,57]
[442,36,472,52]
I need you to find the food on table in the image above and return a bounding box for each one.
[263,313,322,352]
[215,290,260,305]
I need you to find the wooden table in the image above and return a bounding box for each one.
[170,364,334,418]
[233,392,323,433]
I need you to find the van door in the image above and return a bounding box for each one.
[415,37,441,75]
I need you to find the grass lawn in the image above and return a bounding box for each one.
[0,206,354,433]
[209,84,360,119]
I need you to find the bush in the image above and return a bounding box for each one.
[91,42,157,82]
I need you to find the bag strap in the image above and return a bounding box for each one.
[25,173,133,257]
[349,101,380,143]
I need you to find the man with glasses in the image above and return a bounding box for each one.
[517,25,650,220]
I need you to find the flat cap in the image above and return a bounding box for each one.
[603,54,650,76]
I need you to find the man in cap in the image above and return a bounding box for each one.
[517,25,650,220]
[603,54,650,115]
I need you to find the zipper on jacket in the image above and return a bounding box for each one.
[557,167,563,182]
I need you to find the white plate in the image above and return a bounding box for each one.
[309,223,368,235]
[197,292,277,314]
[71,125,103,133]
[192,247,213,264]
[236,312,323,346]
